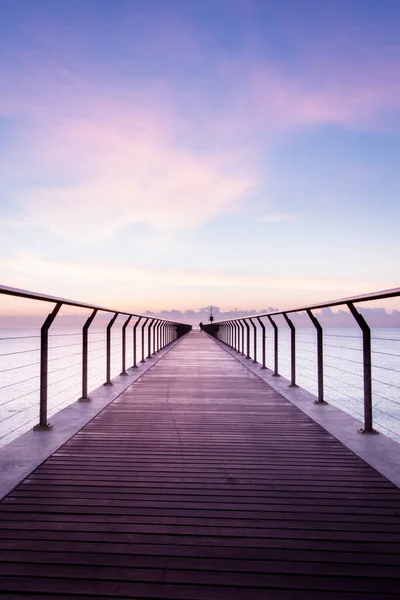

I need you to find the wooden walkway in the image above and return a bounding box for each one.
[1,331,400,599]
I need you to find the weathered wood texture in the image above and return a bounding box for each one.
[1,331,400,598]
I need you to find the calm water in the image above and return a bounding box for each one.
[0,327,148,447]
[0,326,399,447]
[254,326,400,441]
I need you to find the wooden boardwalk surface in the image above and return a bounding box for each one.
[1,330,400,599]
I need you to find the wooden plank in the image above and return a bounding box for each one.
[2,538,400,566]
[1,330,400,598]
[1,562,399,593]
[3,549,400,577]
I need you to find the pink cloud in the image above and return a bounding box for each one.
[1,30,399,242]
[218,58,400,138]
[18,123,253,240]
[0,58,256,240]
[9,101,253,240]
[2,31,399,136]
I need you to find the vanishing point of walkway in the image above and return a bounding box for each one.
[1,331,400,598]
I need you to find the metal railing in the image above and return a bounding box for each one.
[203,287,400,437]
[0,285,191,442]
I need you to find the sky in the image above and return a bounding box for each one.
[0,0,399,317]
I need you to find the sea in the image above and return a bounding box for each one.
[0,327,148,448]
[1,326,399,448]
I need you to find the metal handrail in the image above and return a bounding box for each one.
[0,284,186,322]
[211,287,400,322]
[204,286,400,435]
[0,285,191,432]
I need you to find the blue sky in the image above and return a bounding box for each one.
[0,0,399,314]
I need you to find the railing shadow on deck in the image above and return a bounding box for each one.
[0,285,191,445]
[204,287,400,441]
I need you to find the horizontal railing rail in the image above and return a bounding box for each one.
[203,287,400,438]
[0,285,191,443]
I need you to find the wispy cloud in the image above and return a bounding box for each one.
[20,129,252,241]
[0,218,26,230]
[262,213,298,223]
[0,251,389,313]
[0,61,255,241]
[210,61,400,143]
[1,9,399,245]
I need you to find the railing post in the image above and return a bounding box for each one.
[131,317,142,368]
[159,322,164,349]
[250,318,257,363]
[104,312,119,386]
[282,313,297,387]
[306,309,326,404]
[34,302,63,430]
[236,321,241,352]
[240,320,245,355]
[154,320,159,353]
[347,302,377,434]
[244,319,251,359]
[257,316,266,369]
[267,315,279,376]
[120,315,132,375]
[154,319,160,353]
[153,320,157,353]
[161,322,166,348]
[160,321,164,348]
[232,321,237,350]
[147,319,154,359]
[229,321,234,347]
[141,317,149,362]
[78,308,98,401]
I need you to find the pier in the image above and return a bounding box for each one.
[1,329,400,598]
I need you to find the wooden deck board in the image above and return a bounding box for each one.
[1,330,400,598]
